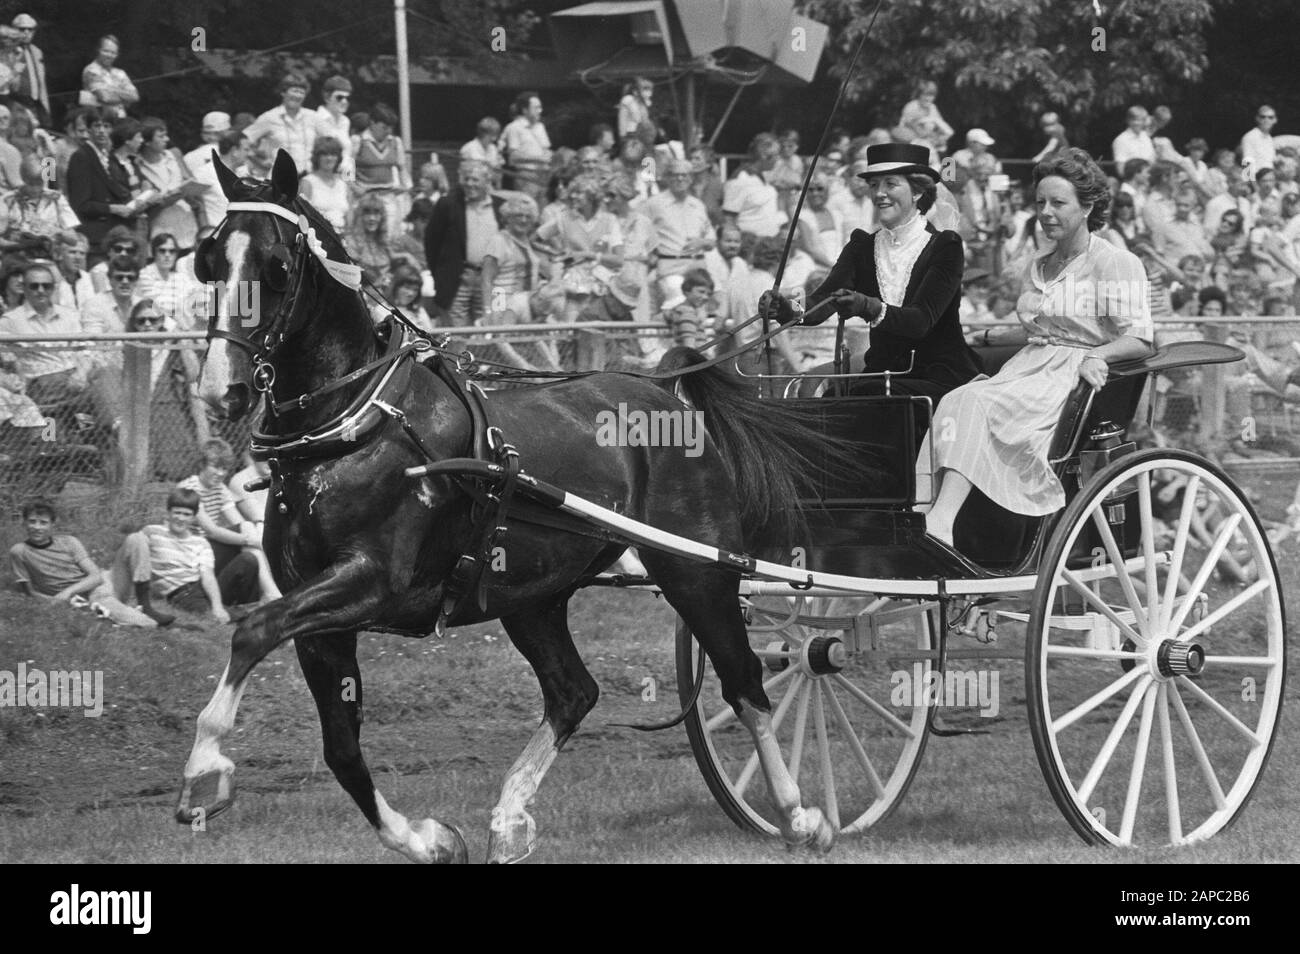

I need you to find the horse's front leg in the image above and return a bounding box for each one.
[175,557,387,828]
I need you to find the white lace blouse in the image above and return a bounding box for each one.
[873,211,930,307]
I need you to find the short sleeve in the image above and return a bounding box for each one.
[1099,246,1153,343]
[65,536,91,566]
[721,177,746,215]
[196,539,214,572]
[484,232,512,263]
[9,543,30,585]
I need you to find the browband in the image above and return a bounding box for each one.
[224,200,362,290]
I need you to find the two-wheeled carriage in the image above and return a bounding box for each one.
[441,339,1286,847]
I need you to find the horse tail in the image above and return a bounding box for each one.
[654,346,856,543]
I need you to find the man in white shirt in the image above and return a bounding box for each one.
[1240,105,1278,173]
[722,132,785,239]
[703,223,752,330]
[314,75,353,178]
[241,74,316,174]
[499,91,551,202]
[1152,190,1214,263]
[50,231,96,313]
[1204,174,1255,233]
[829,160,875,238]
[182,111,230,177]
[189,131,247,230]
[646,159,715,303]
[950,128,1001,185]
[1112,105,1156,169]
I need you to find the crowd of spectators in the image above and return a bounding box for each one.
[0,19,1297,619]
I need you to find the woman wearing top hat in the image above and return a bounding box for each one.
[764,142,981,412]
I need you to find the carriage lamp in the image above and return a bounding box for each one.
[1078,420,1136,508]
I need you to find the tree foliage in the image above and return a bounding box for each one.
[800,0,1213,129]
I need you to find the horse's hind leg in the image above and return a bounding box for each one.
[489,596,599,864]
[645,554,835,852]
[296,632,466,864]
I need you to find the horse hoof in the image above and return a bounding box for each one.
[785,806,836,854]
[486,811,537,864]
[411,818,468,864]
[175,767,236,825]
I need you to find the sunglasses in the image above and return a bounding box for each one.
[111,273,138,282]
[333,93,350,101]
[24,282,53,291]
[807,186,827,192]
[111,244,136,252]
[134,315,164,326]
[155,247,178,255]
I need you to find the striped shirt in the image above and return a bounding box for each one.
[9,535,93,595]
[142,524,212,595]
[178,476,239,530]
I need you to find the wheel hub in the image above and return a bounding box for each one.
[1156,639,1205,678]
[802,635,847,676]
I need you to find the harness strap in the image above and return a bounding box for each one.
[272,338,428,414]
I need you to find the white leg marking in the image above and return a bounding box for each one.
[183,664,248,779]
[738,699,834,850]
[492,722,558,827]
[374,791,465,864]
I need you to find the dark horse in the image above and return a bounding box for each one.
[177,150,859,862]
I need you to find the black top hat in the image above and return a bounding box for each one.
[856,143,940,182]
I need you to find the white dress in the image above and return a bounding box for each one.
[918,234,1153,516]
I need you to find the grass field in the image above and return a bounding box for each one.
[0,470,1294,864]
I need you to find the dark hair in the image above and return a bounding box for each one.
[1197,285,1227,312]
[906,173,938,214]
[311,135,343,170]
[512,91,540,117]
[217,130,245,156]
[1033,147,1111,231]
[110,117,142,149]
[167,487,201,513]
[21,498,56,521]
[370,103,398,128]
[750,235,786,273]
[321,74,352,96]
[278,73,309,94]
[349,111,369,135]
[64,106,90,132]
[140,116,167,145]
[107,253,139,276]
[681,268,713,293]
[1120,157,1150,182]
[477,116,502,136]
[1148,161,1178,192]
[1256,166,1277,183]
[149,232,177,255]
[129,298,160,329]
[198,437,233,470]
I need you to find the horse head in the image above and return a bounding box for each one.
[196,148,358,421]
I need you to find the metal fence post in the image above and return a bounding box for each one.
[121,343,151,496]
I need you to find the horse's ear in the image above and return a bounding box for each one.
[213,150,241,199]
[271,149,299,201]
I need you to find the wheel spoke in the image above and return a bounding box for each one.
[1167,513,1243,634]
[1176,675,1263,747]
[1061,569,1145,646]
[832,673,917,738]
[1169,683,1227,809]
[707,665,796,732]
[1119,681,1159,844]
[1052,663,1148,735]
[1159,474,1201,633]
[1158,684,1183,845]
[1076,673,1152,805]
[813,682,840,830]
[788,680,813,780]
[1090,507,1150,639]
[1137,473,1161,627]
[824,682,886,798]
[1177,579,1270,644]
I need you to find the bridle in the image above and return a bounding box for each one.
[199,198,416,421]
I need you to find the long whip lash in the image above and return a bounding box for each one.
[764,0,886,374]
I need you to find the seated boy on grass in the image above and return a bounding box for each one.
[179,438,282,603]
[9,498,158,627]
[116,486,261,624]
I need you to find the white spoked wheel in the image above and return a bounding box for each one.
[1027,449,1286,846]
[678,593,936,837]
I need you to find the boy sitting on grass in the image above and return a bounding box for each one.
[116,487,259,624]
[9,498,159,626]
[179,438,282,604]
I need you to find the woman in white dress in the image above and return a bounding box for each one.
[921,148,1154,554]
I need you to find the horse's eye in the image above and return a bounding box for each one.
[263,255,290,292]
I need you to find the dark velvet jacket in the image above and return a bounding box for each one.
[805,224,981,393]
[422,188,505,311]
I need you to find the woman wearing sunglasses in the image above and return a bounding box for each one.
[314,75,354,179]
[138,232,200,329]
